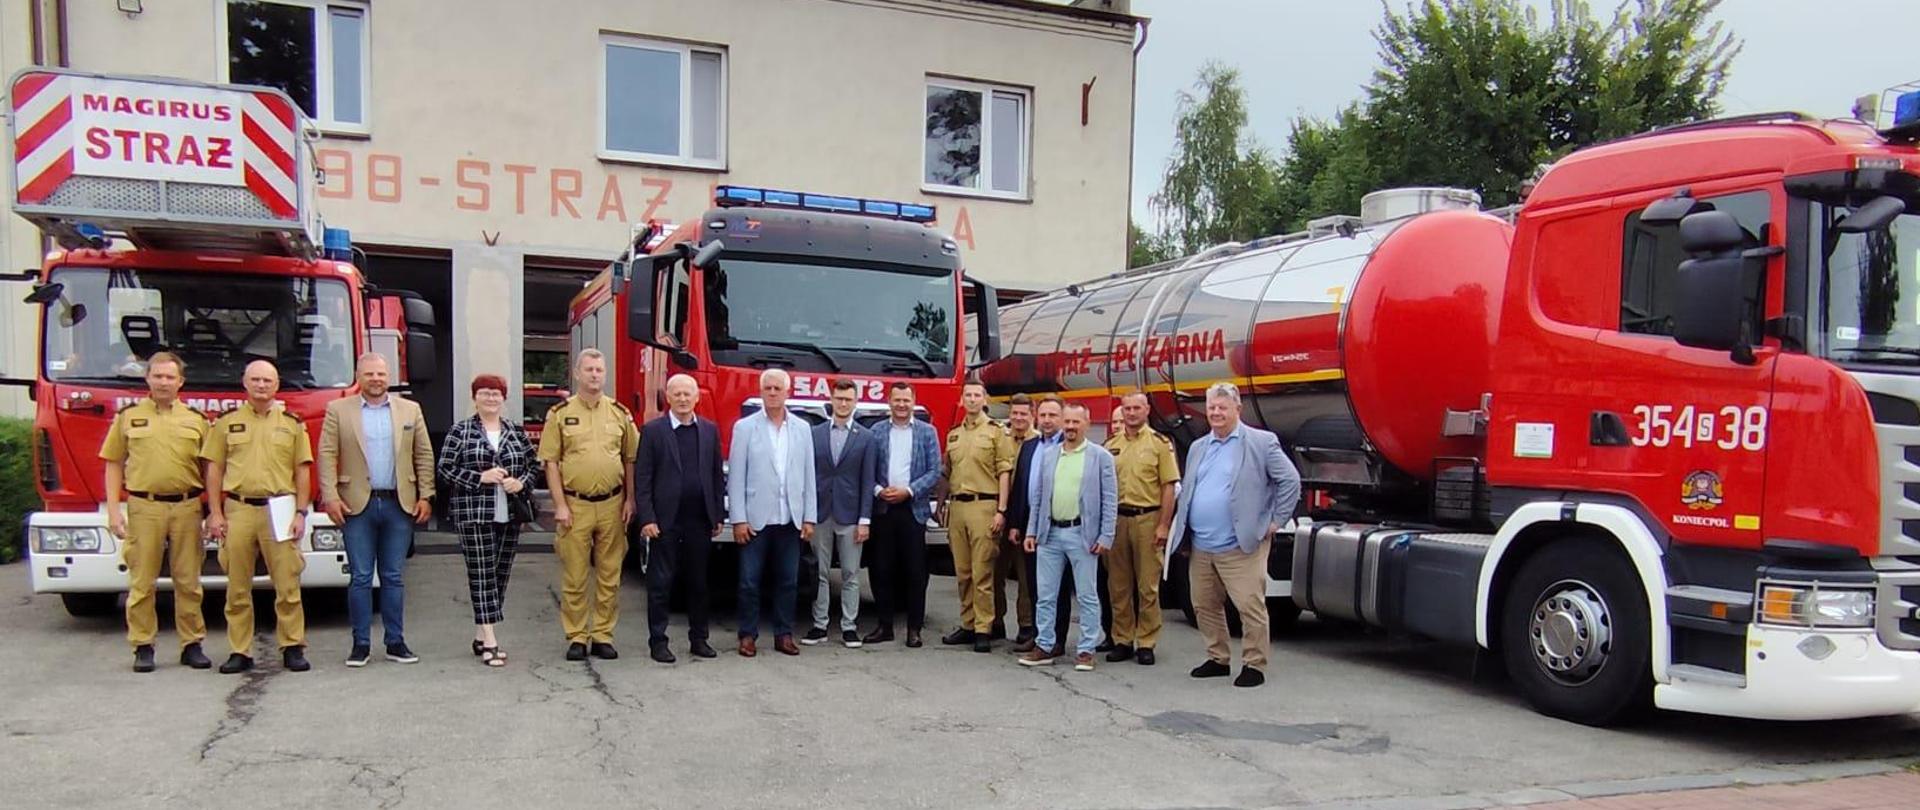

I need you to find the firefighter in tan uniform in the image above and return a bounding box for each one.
[100,351,213,673]
[941,381,1015,652]
[201,360,314,674]
[991,395,1038,645]
[540,349,639,661]
[1103,391,1181,665]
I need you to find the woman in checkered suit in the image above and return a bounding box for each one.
[437,374,540,666]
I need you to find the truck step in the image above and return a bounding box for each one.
[1668,663,1746,689]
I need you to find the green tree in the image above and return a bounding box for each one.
[1128,221,1173,268]
[1147,63,1285,256]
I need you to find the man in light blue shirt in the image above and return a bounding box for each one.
[362,397,395,490]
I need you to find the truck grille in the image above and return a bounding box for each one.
[1852,373,1920,558]
[1878,569,1920,651]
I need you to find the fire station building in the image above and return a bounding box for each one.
[1,0,1141,427]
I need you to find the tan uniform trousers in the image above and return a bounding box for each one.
[124,498,207,649]
[1107,511,1163,649]
[219,501,307,653]
[947,499,1000,634]
[1190,542,1270,671]
[556,495,627,644]
[992,530,1034,632]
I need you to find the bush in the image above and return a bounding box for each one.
[0,417,35,564]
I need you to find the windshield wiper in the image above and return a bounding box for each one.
[825,346,935,376]
[728,339,842,372]
[1832,346,1920,359]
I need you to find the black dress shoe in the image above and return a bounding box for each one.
[282,646,310,672]
[905,629,924,648]
[1095,639,1115,652]
[1135,648,1156,666]
[1190,659,1230,678]
[590,642,619,660]
[1234,667,1266,688]
[941,628,976,646]
[566,642,588,661]
[1106,644,1135,663]
[1014,626,1037,645]
[689,639,718,658]
[650,642,676,664]
[973,634,992,653]
[862,626,895,645]
[133,644,155,673]
[219,653,254,674]
[180,643,212,670]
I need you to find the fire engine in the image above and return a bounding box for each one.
[9,69,436,617]
[981,101,1920,725]
[566,184,1003,557]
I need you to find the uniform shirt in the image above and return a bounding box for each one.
[1188,429,1243,553]
[537,395,639,495]
[1050,442,1087,521]
[99,397,208,494]
[944,413,1014,497]
[1105,426,1180,508]
[200,402,313,497]
[360,396,396,490]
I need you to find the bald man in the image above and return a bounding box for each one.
[634,374,724,662]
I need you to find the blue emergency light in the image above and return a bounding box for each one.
[323,227,353,261]
[713,184,937,223]
[1895,89,1920,130]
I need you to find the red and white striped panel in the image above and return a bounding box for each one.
[11,72,75,205]
[240,90,298,219]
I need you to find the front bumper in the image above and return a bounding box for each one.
[1656,622,1920,721]
[26,510,350,593]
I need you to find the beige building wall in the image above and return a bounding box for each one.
[2,0,1138,419]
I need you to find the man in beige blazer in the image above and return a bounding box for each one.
[320,352,436,667]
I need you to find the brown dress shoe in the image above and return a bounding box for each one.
[774,635,800,656]
[738,637,758,658]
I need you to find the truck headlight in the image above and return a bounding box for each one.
[34,527,106,554]
[310,527,344,552]
[1757,584,1875,629]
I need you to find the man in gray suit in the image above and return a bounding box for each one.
[1016,403,1118,672]
[728,368,819,658]
[805,379,875,648]
[1167,382,1301,687]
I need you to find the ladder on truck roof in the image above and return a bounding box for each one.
[7,68,324,260]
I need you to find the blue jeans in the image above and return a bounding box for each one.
[345,494,412,647]
[738,522,801,639]
[1035,524,1104,655]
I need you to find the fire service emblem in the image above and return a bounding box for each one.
[1680,470,1723,510]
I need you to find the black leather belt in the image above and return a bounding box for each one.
[129,488,203,502]
[1118,505,1159,517]
[1050,516,1083,529]
[369,489,398,499]
[565,486,624,503]
[225,493,291,506]
[949,492,993,503]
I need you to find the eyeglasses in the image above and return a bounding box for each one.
[474,390,506,399]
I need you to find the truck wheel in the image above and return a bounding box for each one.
[62,593,118,618]
[1499,538,1653,726]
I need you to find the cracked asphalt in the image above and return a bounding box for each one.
[3,542,1917,809]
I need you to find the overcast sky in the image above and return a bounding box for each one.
[1128,0,1920,224]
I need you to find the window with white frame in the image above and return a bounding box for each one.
[924,78,1028,198]
[224,0,370,132]
[601,35,726,169]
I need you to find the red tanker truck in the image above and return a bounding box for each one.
[980,110,1920,725]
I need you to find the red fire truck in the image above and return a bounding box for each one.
[566,184,1002,554]
[10,69,435,617]
[981,108,1920,725]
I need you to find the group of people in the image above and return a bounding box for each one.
[99,347,1301,688]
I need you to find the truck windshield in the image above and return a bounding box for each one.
[705,258,956,377]
[1815,199,1920,365]
[40,267,355,389]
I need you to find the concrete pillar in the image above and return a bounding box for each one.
[450,243,525,423]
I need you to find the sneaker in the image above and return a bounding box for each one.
[1011,637,1037,654]
[219,653,254,674]
[1234,667,1266,688]
[282,646,311,673]
[801,626,829,646]
[180,643,212,670]
[346,645,372,668]
[1190,659,1231,679]
[565,642,588,661]
[1018,648,1056,667]
[842,630,862,649]
[1074,652,1096,671]
[133,644,155,673]
[1106,643,1135,663]
[386,642,420,664]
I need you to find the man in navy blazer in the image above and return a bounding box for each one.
[861,382,943,648]
[804,379,876,648]
[1167,382,1300,688]
[728,368,818,658]
[635,374,724,664]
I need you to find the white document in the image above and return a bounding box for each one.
[1514,422,1555,459]
[267,495,298,542]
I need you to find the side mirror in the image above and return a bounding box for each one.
[1672,209,1767,365]
[966,274,1001,366]
[406,332,437,384]
[401,297,436,330]
[626,254,667,347]
[23,282,63,306]
[1679,210,1748,253]
[1837,195,1907,233]
[1639,191,1700,225]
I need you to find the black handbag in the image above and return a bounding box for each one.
[508,488,538,525]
